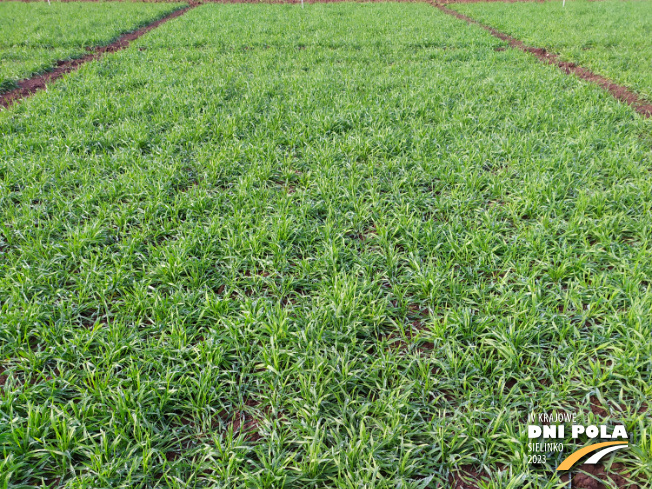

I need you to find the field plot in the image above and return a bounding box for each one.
[0,1,185,93]
[453,0,652,100]
[1,3,652,488]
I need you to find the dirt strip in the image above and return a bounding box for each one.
[2,0,573,3]
[0,5,195,110]
[432,3,652,118]
[443,0,561,3]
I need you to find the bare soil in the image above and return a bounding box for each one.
[572,463,639,489]
[1,0,577,3]
[444,0,552,3]
[449,466,488,489]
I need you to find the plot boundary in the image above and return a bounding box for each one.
[0,4,195,110]
[4,0,648,116]
[432,2,652,118]
[0,0,605,4]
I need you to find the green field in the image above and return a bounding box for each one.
[1,3,651,488]
[0,2,185,93]
[453,0,652,100]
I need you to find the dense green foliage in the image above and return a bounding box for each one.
[0,1,185,93]
[1,3,651,488]
[454,0,652,99]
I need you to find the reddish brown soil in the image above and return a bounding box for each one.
[432,3,652,118]
[449,466,488,489]
[588,396,649,416]
[444,0,553,3]
[203,0,429,3]
[228,409,263,441]
[589,395,611,417]
[1,0,576,3]
[3,0,184,2]
[0,5,194,109]
[570,463,639,489]
[447,0,613,2]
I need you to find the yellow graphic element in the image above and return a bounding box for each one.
[556,442,628,471]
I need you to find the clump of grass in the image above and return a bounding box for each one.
[0,77,17,94]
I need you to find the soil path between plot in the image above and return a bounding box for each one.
[1,0,604,3]
[432,2,652,118]
[0,5,195,110]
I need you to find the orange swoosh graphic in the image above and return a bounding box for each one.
[556,441,628,471]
